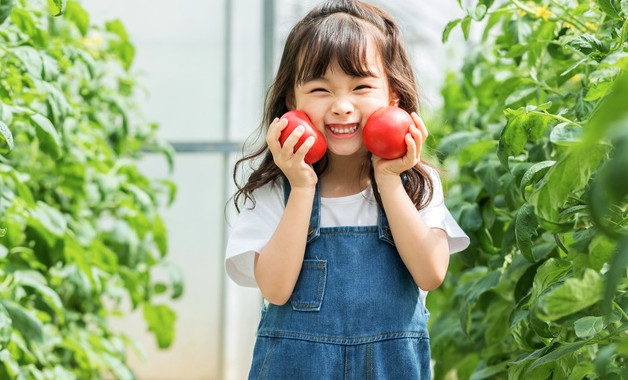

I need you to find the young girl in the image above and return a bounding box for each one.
[226,0,469,377]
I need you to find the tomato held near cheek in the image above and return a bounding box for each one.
[278,110,327,164]
[362,106,413,160]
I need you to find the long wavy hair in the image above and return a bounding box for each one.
[232,0,434,213]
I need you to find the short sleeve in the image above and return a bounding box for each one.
[224,182,285,287]
[419,167,470,254]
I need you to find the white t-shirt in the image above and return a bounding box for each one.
[225,167,470,297]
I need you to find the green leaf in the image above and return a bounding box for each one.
[588,235,616,271]
[12,46,43,79]
[437,131,484,160]
[595,0,622,19]
[30,114,61,159]
[567,33,610,55]
[585,80,614,101]
[10,9,48,47]
[117,41,135,70]
[515,204,538,262]
[461,15,472,40]
[143,303,176,349]
[474,161,500,197]
[602,236,628,313]
[520,160,555,199]
[461,270,501,334]
[529,145,606,222]
[0,120,14,155]
[549,123,583,146]
[14,271,65,324]
[443,18,462,43]
[525,340,590,374]
[498,104,552,168]
[471,4,488,21]
[47,0,66,16]
[483,9,505,42]
[65,1,89,36]
[105,19,129,40]
[0,300,44,344]
[28,201,67,247]
[574,316,606,337]
[0,304,12,349]
[470,361,508,379]
[539,269,604,321]
[0,0,15,25]
[586,69,628,145]
[530,258,571,304]
[504,86,537,106]
[560,58,588,77]
[161,261,183,299]
[458,140,498,166]
[41,53,60,81]
[507,18,532,45]
[622,0,628,15]
[570,361,595,379]
[153,215,168,258]
[34,80,73,123]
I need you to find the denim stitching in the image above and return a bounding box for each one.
[366,343,371,380]
[320,230,374,235]
[259,338,278,380]
[344,345,348,380]
[292,261,326,309]
[369,343,375,379]
[257,330,428,342]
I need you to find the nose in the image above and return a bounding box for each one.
[331,97,354,116]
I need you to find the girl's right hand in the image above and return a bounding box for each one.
[266,117,318,189]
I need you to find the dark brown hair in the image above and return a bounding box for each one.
[232,0,434,212]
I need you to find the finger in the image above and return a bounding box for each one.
[405,132,418,163]
[410,125,423,160]
[411,112,429,144]
[294,136,315,162]
[281,125,305,160]
[267,117,287,151]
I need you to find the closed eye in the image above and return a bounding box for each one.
[354,85,372,91]
[310,88,328,93]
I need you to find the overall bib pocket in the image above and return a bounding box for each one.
[290,259,327,311]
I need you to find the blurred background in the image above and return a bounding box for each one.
[82,0,469,379]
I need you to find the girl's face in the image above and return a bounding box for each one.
[290,42,398,159]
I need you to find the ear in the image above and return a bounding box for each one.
[389,88,400,107]
[285,93,296,111]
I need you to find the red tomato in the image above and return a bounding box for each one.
[278,110,327,164]
[362,106,413,159]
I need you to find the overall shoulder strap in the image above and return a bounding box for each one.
[282,176,321,244]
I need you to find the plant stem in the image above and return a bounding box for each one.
[554,234,569,254]
[530,110,583,127]
[614,301,628,321]
[547,0,596,33]
[510,0,595,34]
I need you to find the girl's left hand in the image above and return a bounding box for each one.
[372,112,428,184]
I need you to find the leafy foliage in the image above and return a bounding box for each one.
[428,0,628,378]
[0,1,180,378]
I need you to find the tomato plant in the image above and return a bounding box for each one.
[362,106,412,159]
[0,1,181,378]
[279,110,327,164]
[427,0,628,378]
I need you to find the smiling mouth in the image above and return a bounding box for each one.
[327,123,359,135]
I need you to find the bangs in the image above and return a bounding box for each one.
[296,14,383,85]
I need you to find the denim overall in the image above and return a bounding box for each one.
[249,180,431,379]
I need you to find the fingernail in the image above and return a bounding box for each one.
[296,125,304,132]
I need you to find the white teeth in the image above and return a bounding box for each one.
[330,125,358,134]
